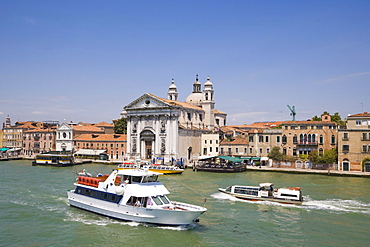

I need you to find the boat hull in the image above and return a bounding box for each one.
[218,188,303,205]
[195,167,244,173]
[67,191,205,225]
[32,161,74,167]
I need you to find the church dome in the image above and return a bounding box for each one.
[185,92,203,107]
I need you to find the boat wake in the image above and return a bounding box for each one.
[211,193,370,215]
[302,196,370,214]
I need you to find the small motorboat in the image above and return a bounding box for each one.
[78,169,92,177]
[219,183,303,205]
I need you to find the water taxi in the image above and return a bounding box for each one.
[67,168,207,225]
[32,154,74,167]
[118,162,184,175]
[219,183,303,205]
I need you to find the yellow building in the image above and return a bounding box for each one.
[338,112,370,172]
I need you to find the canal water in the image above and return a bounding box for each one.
[1,160,369,246]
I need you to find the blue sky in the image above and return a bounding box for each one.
[1,0,370,126]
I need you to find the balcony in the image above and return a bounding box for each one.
[296,142,318,146]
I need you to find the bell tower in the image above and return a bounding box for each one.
[202,76,215,130]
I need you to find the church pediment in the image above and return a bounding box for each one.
[57,122,73,131]
[124,93,179,110]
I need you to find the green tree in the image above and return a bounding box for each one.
[312,115,321,121]
[268,146,284,162]
[114,118,127,134]
[308,149,337,164]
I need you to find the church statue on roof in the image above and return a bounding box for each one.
[122,75,227,164]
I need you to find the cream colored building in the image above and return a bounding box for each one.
[338,112,370,171]
[201,133,220,157]
[281,115,337,156]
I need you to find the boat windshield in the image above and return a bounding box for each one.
[131,175,159,183]
[151,195,170,205]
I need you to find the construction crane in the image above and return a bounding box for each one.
[287,105,296,121]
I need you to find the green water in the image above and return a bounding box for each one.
[1,160,369,247]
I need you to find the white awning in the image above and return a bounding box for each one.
[74,149,106,155]
[7,148,22,152]
[197,155,218,160]
[261,157,269,161]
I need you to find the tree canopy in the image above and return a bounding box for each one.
[114,118,127,134]
[268,146,284,161]
[308,148,337,164]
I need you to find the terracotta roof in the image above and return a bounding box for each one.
[72,126,105,132]
[24,128,56,133]
[220,137,249,145]
[282,120,337,125]
[95,121,113,127]
[214,109,226,115]
[149,93,204,111]
[74,134,127,141]
[348,112,370,118]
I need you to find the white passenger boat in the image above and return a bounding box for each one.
[67,168,207,225]
[219,183,303,205]
[118,162,184,175]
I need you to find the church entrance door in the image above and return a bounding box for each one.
[140,129,155,160]
[145,141,152,159]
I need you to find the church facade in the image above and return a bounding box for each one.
[122,76,227,164]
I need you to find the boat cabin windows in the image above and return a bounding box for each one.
[129,175,159,184]
[127,196,148,207]
[75,186,123,203]
[234,186,259,196]
[151,195,170,205]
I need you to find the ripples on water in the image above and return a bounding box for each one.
[2,161,370,247]
[211,192,370,215]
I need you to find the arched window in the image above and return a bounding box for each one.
[319,135,324,144]
[300,134,304,143]
[308,134,312,143]
[282,135,287,144]
[293,135,297,144]
[312,134,316,143]
[331,135,335,145]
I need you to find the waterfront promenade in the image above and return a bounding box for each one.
[246,165,370,178]
[2,155,369,178]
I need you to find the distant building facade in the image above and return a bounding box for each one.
[281,115,338,156]
[338,112,370,172]
[23,128,56,155]
[73,133,127,160]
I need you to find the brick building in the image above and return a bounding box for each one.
[73,133,127,160]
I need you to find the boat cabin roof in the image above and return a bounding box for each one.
[259,183,274,187]
[117,168,163,176]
